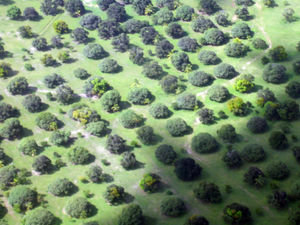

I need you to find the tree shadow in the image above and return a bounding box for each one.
[102,173,114,183]
[25,86,37,95]
[53,216,63,225]
[144,216,157,225]
[0,0,14,5]
[22,127,34,138]
[119,101,131,111]
[63,58,78,64]
[123,192,134,204]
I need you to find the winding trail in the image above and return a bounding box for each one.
[39,14,61,36]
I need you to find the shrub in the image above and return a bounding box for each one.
[71,27,88,43]
[223,150,242,168]
[268,46,288,62]
[43,73,64,89]
[286,81,300,98]
[199,0,220,14]
[184,215,209,225]
[107,3,127,22]
[40,54,56,67]
[86,165,103,183]
[160,197,186,217]
[231,22,253,39]
[74,68,90,80]
[191,133,218,154]
[0,118,23,140]
[293,60,300,74]
[155,40,174,58]
[140,26,158,45]
[268,191,288,209]
[68,146,91,165]
[252,38,268,50]
[83,43,106,60]
[176,93,197,110]
[234,77,254,93]
[149,103,170,119]
[257,88,276,107]
[136,126,154,145]
[225,41,249,57]
[0,102,18,122]
[214,63,237,79]
[266,161,289,180]
[32,37,48,51]
[48,178,75,196]
[203,28,226,46]
[139,173,160,193]
[7,6,21,20]
[293,146,300,163]
[223,203,252,225]
[193,181,222,203]
[41,0,59,16]
[288,210,300,225]
[277,100,299,121]
[97,0,115,10]
[208,85,230,103]
[235,0,254,6]
[23,208,55,225]
[99,58,120,73]
[165,23,184,39]
[122,19,149,34]
[127,88,152,105]
[18,26,33,38]
[175,5,194,21]
[104,184,125,205]
[80,14,101,30]
[235,7,250,20]
[129,46,144,65]
[65,0,85,17]
[65,197,93,218]
[22,95,43,113]
[152,8,173,25]
[32,155,52,174]
[83,76,110,97]
[241,144,265,162]
[118,204,144,225]
[198,50,220,65]
[217,124,237,143]
[36,112,58,131]
[50,130,71,146]
[56,85,74,105]
[121,152,137,169]
[166,118,188,137]
[174,158,201,181]
[198,108,214,125]
[53,20,69,34]
[120,110,143,128]
[244,166,265,187]
[142,61,164,79]
[189,71,214,87]
[227,97,248,116]
[160,75,178,93]
[192,16,216,33]
[247,116,267,133]
[215,11,230,26]
[178,37,198,52]
[106,134,126,154]
[269,131,288,150]
[86,121,106,137]
[8,186,37,211]
[0,62,12,78]
[171,52,191,72]
[98,20,122,40]
[132,0,152,15]
[7,77,29,95]
[112,33,130,52]
[156,0,176,9]
[57,50,70,63]
[100,90,121,112]
[0,166,19,189]
[19,138,39,156]
[155,144,176,164]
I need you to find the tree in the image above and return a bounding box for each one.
[68,146,91,165]
[215,11,230,26]
[48,178,75,196]
[50,130,71,145]
[132,0,152,15]
[198,50,220,65]
[266,161,289,180]
[139,173,160,193]
[247,116,268,134]
[227,97,248,116]
[74,68,90,80]
[112,33,130,52]
[106,134,126,154]
[106,3,127,22]
[7,77,28,95]
[193,181,222,203]
[225,41,249,58]
[160,197,186,217]
[199,0,220,14]
[160,75,178,93]
[0,165,19,189]
[277,100,299,121]
[97,0,115,11]
[149,103,170,119]
[175,93,197,110]
[198,108,214,124]
[101,90,121,113]
[283,8,295,22]
[7,6,21,20]
[286,81,300,98]
[188,71,214,87]
[8,186,37,211]
[223,150,242,168]
[18,26,34,38]
[136,126,154,145]
[86,121,106,137]
[32,155,52,174]
[121,152,137,169]
[241,144,265,163]
[72,27,89,43]
[155,40,174,58]
[294,60,300,74]
[155,144,176,164]
[80,14,101,30]
[235,7,250,20]
[43,73,64,88]
[0,118,23,140]
[268,46,288,62]
[152,8,174,25]
[65,197,93,218]
[120,110,143,128]
[23,208,55,225]
[203,28,226,46]
[40,0,59,15]
[32,37,48,51]
[288,210,300,225]
[166,118,188,137]
[140,26,158,45]
[156,0,176,9]
[178,37,198,52]
[175,5,194,21]
[263,0,276,7]
[214,63,237,79]
[142,61,164,79]
[58,50,70,63]
[293,146,300,163]
[252,38,268,50]
[22,95,43,113]
[223,203,252,225]
[233,76,254,93]
[83,43,106,60]
[208,85,230,102]
[268,191,288,209]
[18,138,39,156]
[35,112,59,131]
[0,102,18,122]
[86,165,103,183]
[231,22,253,39]
[118,204,144,225]
[104,184,125,205]
[191,133,218,154]
[56,85,74,105]
[65,0,85,17]
[171,52,191,72]
[53,20,69,34]
[184,216,209,225]
[174,158,201,181]
[99,58,120,73]
[235,0,254,6]
[192,16,216,33]
[127,87,152,105]
[98,20,122,40]
[23,7,39,20]
[122,19,149,34]
[217,124,237,143]
[83,76,110,97]
[41,54,56,67]
[269,131,288,150]
[256,88,276,107]
[129,46,144,65]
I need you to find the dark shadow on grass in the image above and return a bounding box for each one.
[22,127,34,138]
[123,192,134,204]
[102,173,114,183]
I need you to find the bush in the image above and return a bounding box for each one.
[53,20,69,34]
[0,118,23,140]
[160,75,178,94]
[160,197,186,217]
[171,52,191,72]
[293,146,300,163]
[247,116,267,133]
[65,197,93,218]
[86,121,106,137]
[257,88,276,107]
[129,46,144,65]
[48,178,75,196]
[83,76,110,97]
[104,184,125,205]
[152,8,173,25]
[149,103,170,119]
[198,108,214,125]
[184,216,209,225]
[189,71,214,87]
[8,186,37,211]
[83,43,106,60]
[234,76,254,93]
[278,100,299,121]
[227,97,248,116]
[71,27,88,43]
[191,133,218,154]
[120,110,143,128]
[176,93,197,110]
[86,165,103,183]
[100,90,121,112]
[199,0,220,14]
[269,131,288,150]
[74,68,90,80]
[178,37,198,52]
[241,144,265,162]
[132,0,152,15]
[19,138,39,156]
[156,0,176,9]
[215,11,230,26]
[112,33,130,52]
[107,3,127,22]
[174,158,201,181]
[118,204,144,225]
[155,144,176,164]
[122,19,149,34]
[68,146,91,165]
[80,14,101,30]
[32,37,48,51]
[106,134,126,154]
[56,85,74,105]
[192,16,216,33]
[288,210,300,225]
[136,126,154,145]
[155,40,174,58]
[208,85,230,103]
[7,6,21,20]
[121,152,137,169]
[22,95,43,113]
[127,88,152,105]
[244,166,265,187]
[0,62,12,78]
[18,26,33,38]
[252,38,268,50]
[50,130,71,146]
[217,124,237,143]
[43,74,64,89]
[223,150,242,168]
[231,22,253,39]
[23,208,55,225]
[32,155,52,174]
[235,7,250,20]
[165,23,184,39]
[0,102,18,122]
[40,54,56,67]
[139,173,160,193]
[286,81,300,98]
[293,60,300,74]
[7,77,29,95]
[193,181,222,203]
[65,0,85,17]
[235,0,254,6]
[198,50,220,65]
[140,26,158,45]
[266,161,289,180]
[223,203,252,225]
[214,63,237,79]
[142,61,164,79]
[36,112,59,131]
[166,118,188,137]
[225,41,249,57]
[40,0,59,16]
[98,20,122,40]
[99,58,120,73]
[268,46,288,62]
[268,191,288,209]
[97,0,115,10]
[175,5,194,21]
[203,28,226,46]
[0,166,19,189]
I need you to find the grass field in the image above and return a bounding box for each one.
[0,0,300,224]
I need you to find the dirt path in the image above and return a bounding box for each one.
[2,197,14,217]
[82,0,98,8]
[39,14,61,36]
